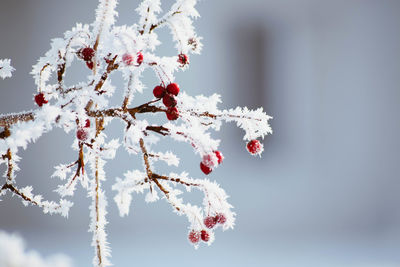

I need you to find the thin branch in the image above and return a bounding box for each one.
[152,173,200,187]
[94,55,119,93]
[1,183,39,205]
[145,125,169,136]
[149,10,182,34]
[0,113,34,127]
[94,155,103,266]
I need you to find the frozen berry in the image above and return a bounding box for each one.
[188,230,200,244]
[122,53,134,65]
[200,162,212,175]
[86,61,94,70]
[202,154,215,168]
[214,151,223,164]
[204,216,217,229]
[162,94,177,107]
[215,213,226,224]
[247,139,263,155]
[79,47,95,61]
[136,52,144,65]
[166,107,179,121]
[84,119,91,128]
[34,93,48,107]
[77,128,88,141]
[153,85,166,98]
[200,230,210,242]
[178,53,189,66]
[166,83,180,96]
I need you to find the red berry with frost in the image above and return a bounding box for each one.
[188,230,200,244]
[215,213,226,224]
[77,128,88,141]
[204,216,217,229]
[202,153,218,168]
[214,151,223,164]
[247,139,262,155]
[201,230,210,242]
[84,119,90,128]
[166,107,179,121]
[79,47,95,61]
[162,94,177,107]
[34,93,48,107]
[153,85,166,98]
[122,53,134,65]
[136,52,143,65]
[200,162,212,175]
[166,83,180,96]
[86,61,94,70]
[178,53,189,66]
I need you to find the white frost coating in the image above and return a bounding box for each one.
[0,231,73,267]
[112,170,147,216]
[221,107,273,140]
[123,120,148,154]
[10,185,73,217]
[149,151,180,166]
[92,0,118,48]
[166,122,220,156]
[88,155,111,267]
[0,59,15,79]
[136,0,162,33]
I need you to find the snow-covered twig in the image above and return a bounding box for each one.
[0,0,272,265]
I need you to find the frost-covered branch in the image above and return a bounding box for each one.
[0,0,272,265]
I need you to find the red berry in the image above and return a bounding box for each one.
[200,230,210,242]
[86,61,94,70]
[166,83,180,96]
[153,85,166,98]
[204,216,217,229]
[34,93,48,107]
[200,162,212,175]
[79,47,95,61]
[215,213,226,224]
[137,52,144,65]
[84,119,91,128]
[166,107,179,121]
[77,128,88,141]
[247,139,263,155]
[188,230,200,244]
[162,94,177,107]
[214,151,223,164]
[178,54,189,66]
[122,53,134,65]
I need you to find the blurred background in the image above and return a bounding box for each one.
[1,0,400,266]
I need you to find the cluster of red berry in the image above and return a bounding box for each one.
[200,151,223,175]
[76,119,91,142]
[153,83,180,121]
[188,213,226,244]
[122,52,144,66]
[199,140,262,175]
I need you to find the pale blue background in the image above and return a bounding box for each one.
[1,0,400,266]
